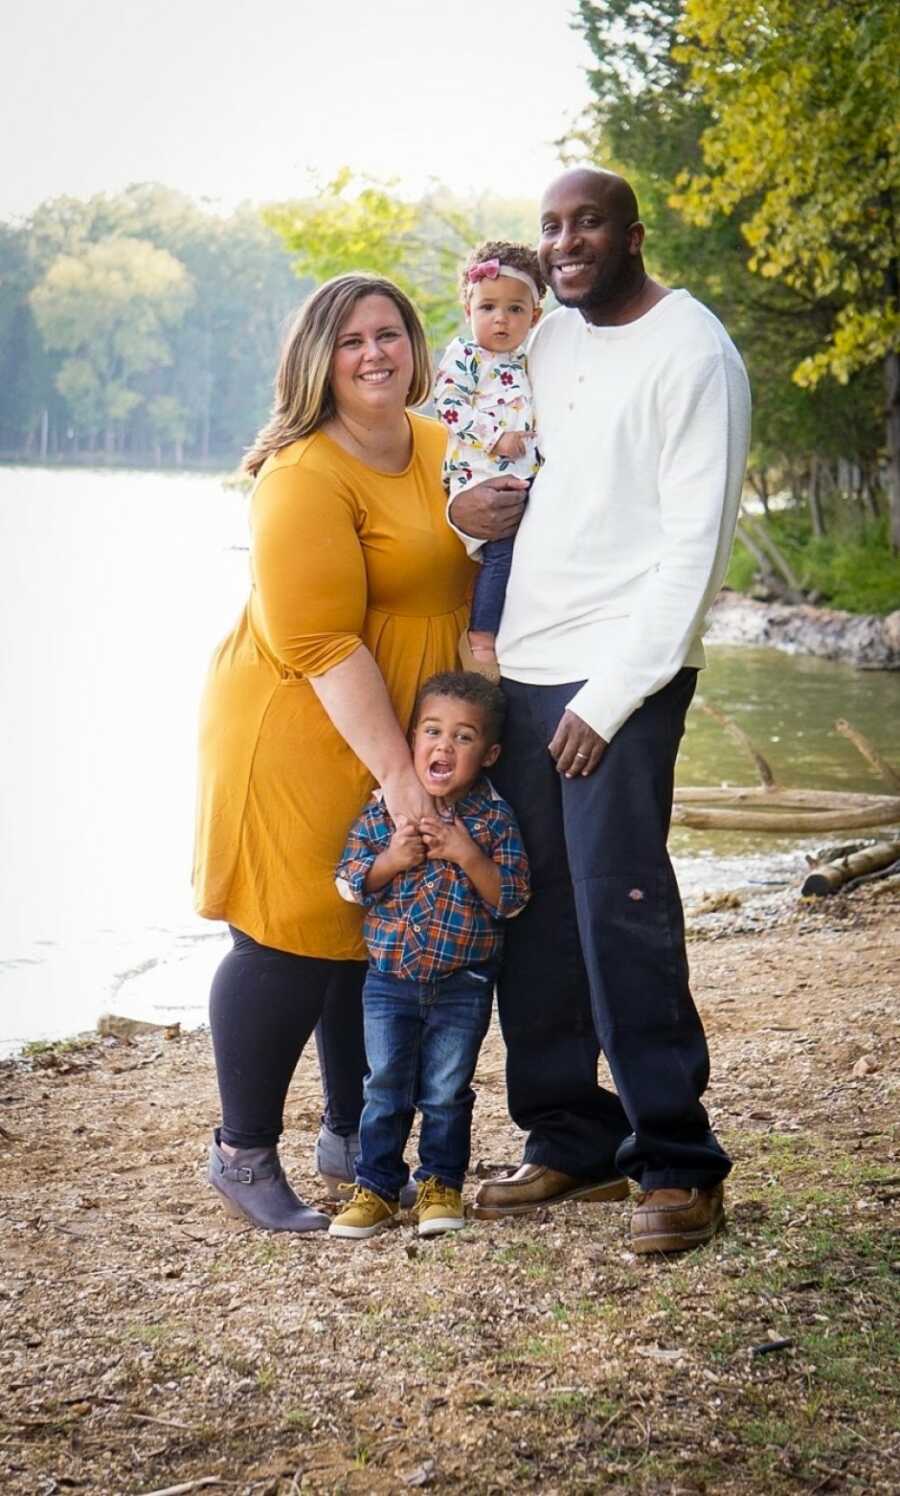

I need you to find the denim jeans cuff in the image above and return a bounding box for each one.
[637,1164,732,1192]
[355,1170,404,1203]
[413,1167,465,1191]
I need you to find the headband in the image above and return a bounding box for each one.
[467,258,540,304]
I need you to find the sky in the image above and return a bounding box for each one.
[3,0,596,219]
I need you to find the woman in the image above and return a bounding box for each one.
[194,274,474,1230]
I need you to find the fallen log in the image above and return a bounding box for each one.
[673,703,900,831]
[696,700,776,788]
[801,840,900,896]
[835,718,900,791]
[672,802,900,832]
[674,787,896,809]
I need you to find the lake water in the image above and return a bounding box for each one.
[1,466,897,1055]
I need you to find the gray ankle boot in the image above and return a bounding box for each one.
[208,1130,329,1232]
[315,1124,417,1209]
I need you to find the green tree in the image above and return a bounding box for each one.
[265,169,472,345]
[672,0,900,546]
[569,0,892,544]
[147,393,191,464]
[30,236,193,453]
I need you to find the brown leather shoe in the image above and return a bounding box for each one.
[631,1183,725,1254]
[471,1163,629,1220]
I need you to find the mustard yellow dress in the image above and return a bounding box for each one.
[193,414,474,959]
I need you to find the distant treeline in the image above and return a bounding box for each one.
[0,181,540,469]
[0,185,308,466]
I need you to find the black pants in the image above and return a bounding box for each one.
[209,927,367,1149]
[491,670,731,1191]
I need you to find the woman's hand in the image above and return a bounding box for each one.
[548,710,608,778]
[449,476,528,542]
[381,766,435,828]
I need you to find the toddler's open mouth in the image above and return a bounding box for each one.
[427,759,454,784]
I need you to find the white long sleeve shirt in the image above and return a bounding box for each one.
[488,291,751,742]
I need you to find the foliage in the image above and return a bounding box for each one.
[1,180,536,464]
[264,169,474,345]
[728,514,900,615]
[569,0,899,578]
[672,0,900,387]
[31,236,192,444]
[0,185,304,464]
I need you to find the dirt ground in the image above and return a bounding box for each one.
[2,888,898,1495]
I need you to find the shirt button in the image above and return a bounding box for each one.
[578,375,585,383]
[568,402,574,411]
[413,924,421,933]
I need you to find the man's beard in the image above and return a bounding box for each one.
[552,250,632,312]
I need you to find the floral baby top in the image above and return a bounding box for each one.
[433,337,541,498]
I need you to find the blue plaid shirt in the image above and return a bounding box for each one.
[335,777,530,981]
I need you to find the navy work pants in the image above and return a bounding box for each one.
[491,670,731,1191]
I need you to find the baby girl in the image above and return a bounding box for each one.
[433,240,545,678]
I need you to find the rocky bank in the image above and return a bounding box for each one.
[706,591,900,669]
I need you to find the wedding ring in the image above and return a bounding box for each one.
[574,751,587,760]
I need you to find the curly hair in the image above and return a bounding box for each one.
[459,240,546,309]
[413,671,506,746]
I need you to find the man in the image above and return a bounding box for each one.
[449,167,750,1253]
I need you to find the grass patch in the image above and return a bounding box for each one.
[22,1035,93,1057]
[727,512,900,613]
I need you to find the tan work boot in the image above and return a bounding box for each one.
[472,1162,629,1220]
[414,1176,466,1237]
[328,1185,399,1240]
[631,1183,725,1254]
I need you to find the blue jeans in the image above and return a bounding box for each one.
[355,966,494,1200]
[470,536,515,635]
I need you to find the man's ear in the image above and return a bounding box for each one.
[482,743,501,768]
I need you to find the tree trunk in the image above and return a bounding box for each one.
[858,463,880,522]
[884,347,900,552]
[743,515,805,598]
[40,408,49,460]
[735,520,779,591]
[748,467,770,514]
[802,839,900,896]
[808,455,826,537]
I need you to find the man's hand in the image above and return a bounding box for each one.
[419,813,475,866]
[548,710,607,778]
[449,476,528,542]
[492,431,528,461]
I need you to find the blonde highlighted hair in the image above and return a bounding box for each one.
[244,273,432,477]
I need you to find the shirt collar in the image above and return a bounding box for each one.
[370,775,499,814]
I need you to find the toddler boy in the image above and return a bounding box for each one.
[330,671,530,1239]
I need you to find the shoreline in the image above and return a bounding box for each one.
[706,589,900,669]
[0,842,826,1061]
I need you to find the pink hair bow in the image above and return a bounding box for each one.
[467,258,501,284]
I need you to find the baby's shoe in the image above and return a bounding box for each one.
[414,1176,466,1237]
[329,1185,400,1239]
[458,629,500,684]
